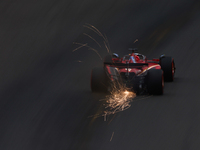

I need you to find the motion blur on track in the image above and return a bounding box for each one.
[0,0,200,150]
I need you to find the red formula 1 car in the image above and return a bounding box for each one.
[91,48,175,95]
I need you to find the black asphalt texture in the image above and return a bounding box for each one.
[1,0,200,150]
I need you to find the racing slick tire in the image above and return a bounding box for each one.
[91,67,109,92]
[147,69,164,95]
[160,56,175,81]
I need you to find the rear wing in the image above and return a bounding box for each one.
[104,62,148,68]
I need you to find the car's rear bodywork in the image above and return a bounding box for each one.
[91,50,175,95]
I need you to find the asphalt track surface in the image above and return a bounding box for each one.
[1,0,200,150]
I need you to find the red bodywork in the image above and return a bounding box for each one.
[105,52,161,80]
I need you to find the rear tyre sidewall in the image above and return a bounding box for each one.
[160,56,175,81]
[147,69,164,95]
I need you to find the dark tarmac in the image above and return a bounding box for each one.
[1,0,200,149]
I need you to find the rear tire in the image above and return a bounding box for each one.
[147,69,164,95]
[91,67,109,92]
[160,56,175,81]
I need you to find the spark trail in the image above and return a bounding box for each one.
[84,23,111,53]
[103,89,136,117]
[72,23,111,60]
[73,24,136,119]
[73,42,102,60]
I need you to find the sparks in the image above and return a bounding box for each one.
[134,39,138,43]
[110,132,114,141]
[124,90,129,95]
[83,33,101,48]
[72,42,102,60]
[72,23,111,61]
[83,23,111,54]
[104,87,136,115]
[73,24,136,118]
